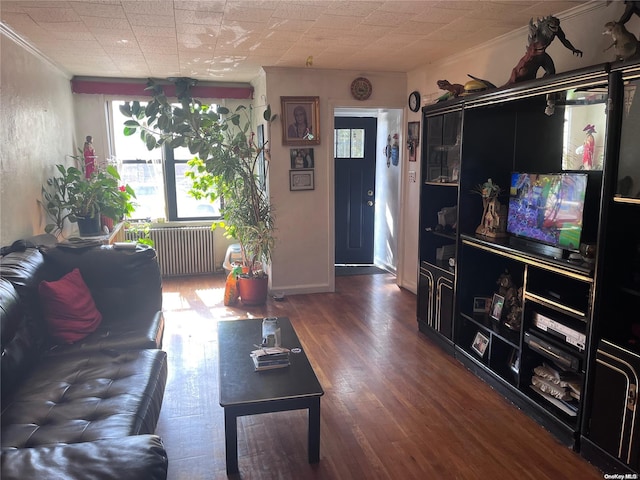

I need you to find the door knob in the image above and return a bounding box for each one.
[367,200,374,207]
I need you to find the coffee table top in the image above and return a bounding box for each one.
[218,317,324,407]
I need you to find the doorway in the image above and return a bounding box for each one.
[334,116,377,265]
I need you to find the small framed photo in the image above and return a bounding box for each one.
[509,349,520,374]
[473,296,491,314]
[471,331,489,358]
[407,121,420,162]
[289,169,314,191]
[281,96,320,146]
[290,148,314,169]
[490,293,505,321]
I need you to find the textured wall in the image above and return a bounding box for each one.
[0,32,76,247]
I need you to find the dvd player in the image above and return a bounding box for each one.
[532,312,586,351]
[524,332,580,371]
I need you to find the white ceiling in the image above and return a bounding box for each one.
[1,0,587,83]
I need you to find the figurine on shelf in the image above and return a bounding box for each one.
[472,179,508,238]
[496,271,522,330]
[83,135,97,179]
[504,16,583,86]
[607,0,640,25]
[505,287,523,330]
[436,79,464,102]
[578,124,596,170]
[603,21,639,61]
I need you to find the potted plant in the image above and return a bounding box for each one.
[41,155,136,238]
[119,78,276,305]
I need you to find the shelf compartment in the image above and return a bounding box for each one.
[460,312,520,348]
[461,235,594,281]
[520,337,583,430]
[525,304,587,355]
[525,266,591,318]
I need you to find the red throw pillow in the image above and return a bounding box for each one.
[39,268,102,344]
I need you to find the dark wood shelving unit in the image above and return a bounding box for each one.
[417,61,640,469]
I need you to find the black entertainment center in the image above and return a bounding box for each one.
[417,60,640,474]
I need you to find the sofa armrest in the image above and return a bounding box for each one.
[1,435,168,480]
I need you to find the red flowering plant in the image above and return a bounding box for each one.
[41,151,136,237]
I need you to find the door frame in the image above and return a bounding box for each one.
[331,106,405,285]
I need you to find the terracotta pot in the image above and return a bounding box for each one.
[237,275,269,306]
[101,215,114,232]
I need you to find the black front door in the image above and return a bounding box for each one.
[334,117,377,264]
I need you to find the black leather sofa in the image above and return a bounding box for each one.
[1,242,168,480]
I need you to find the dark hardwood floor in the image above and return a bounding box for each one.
[157,273,603,479]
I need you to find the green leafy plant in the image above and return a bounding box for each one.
[41,154,136,237]
[119,78,276,277]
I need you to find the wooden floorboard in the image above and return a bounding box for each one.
[157,273,603,479]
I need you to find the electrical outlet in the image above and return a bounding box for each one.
[409,171,416,183]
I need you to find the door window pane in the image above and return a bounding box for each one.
[334,128,365,158]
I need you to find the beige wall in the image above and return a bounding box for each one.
[263,67,406,294]
[0,31,76,246]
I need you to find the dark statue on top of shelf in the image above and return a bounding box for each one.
[607,0,640,25]
[436,75,497,102]
[603,21,640,61]
[436,79,465,102]
[504,15,583,86]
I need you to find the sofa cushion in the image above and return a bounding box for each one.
[1,349,167,449]
[0,434,168,480]
[41,244,162,324]
[39,268,102,344]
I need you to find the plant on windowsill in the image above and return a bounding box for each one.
[41,154,136,238]
[119,78,276,304]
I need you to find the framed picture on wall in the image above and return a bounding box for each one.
[281,96,320,146]
[290,148,314,169]
[289,169,314,191]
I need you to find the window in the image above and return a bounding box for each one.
[109,100,220,221]
[334,128,365,158]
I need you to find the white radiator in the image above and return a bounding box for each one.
[125,226,217,277]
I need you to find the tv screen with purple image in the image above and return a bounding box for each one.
[507,173,588,251]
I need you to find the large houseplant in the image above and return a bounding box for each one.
[42,156,136,238]
[119,78,276,304]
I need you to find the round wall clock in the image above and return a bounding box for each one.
[408,91,421,112]
[351,77,372,101]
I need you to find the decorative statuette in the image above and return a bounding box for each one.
[472,178,507,238]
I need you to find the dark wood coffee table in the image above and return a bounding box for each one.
[217,317,324,475]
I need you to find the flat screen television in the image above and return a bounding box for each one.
[507,173,588,253]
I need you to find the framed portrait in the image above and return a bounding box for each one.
[407,121,420,162]
[473,296,491,314]
[471,331,489,358]
[290,148,314,169]
[490,293,505,321]
[281,96,320,146]
[289,169,314,191]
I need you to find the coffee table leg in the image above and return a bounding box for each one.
[224,408,239,474]
[308,397,321,464]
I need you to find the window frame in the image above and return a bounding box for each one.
[107,99,221,222]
